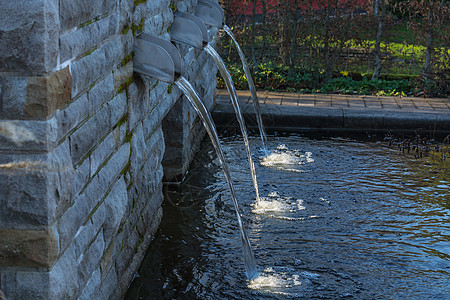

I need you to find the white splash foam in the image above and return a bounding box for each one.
[277,144,289,150]
[248,267,307,297]
[267,191,280,198]
[251,192,306,220]
[260,145,314,172]
[305,151,315,163]
[252,198,289,214]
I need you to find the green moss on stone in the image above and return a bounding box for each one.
[121,52,135,67]
[170,0,177,12]
[118,76,134,94]
[82,46,97,58]
[123,128,134,144]
[116,114,129,129]
[134,0,147,6]
[135,234,145,253]
[131,18,145,36]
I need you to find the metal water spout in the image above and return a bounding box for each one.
[133,33,182,83]
[171,11,209,49]
[194,0,225,28]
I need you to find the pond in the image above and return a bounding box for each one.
[125,132,450,299]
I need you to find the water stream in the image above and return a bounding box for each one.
[222,25,268,152]
[205,44,261,203]
[175,76,258,279]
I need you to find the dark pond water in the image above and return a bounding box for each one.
[125,133,450,299]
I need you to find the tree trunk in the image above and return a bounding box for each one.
[288,11,299,77]
[251,0,257,63]
[323,0,333,83]
[423,1,436,79]
[372,0,386,80]
[261,0,267,60]
[278,3,289,64]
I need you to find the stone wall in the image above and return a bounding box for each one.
[0,0,217,298]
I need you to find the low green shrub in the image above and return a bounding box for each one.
[217,62,446,97]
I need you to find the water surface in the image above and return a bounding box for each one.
[126,133,450,299]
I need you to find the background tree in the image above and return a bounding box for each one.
[395,0,449,93]
[372,0,387,80]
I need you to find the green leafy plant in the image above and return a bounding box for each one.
[218,62,427,96]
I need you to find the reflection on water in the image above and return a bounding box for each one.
[126,133,450,299]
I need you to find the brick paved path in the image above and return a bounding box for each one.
[214,90,450,132]
[217,90,450,112]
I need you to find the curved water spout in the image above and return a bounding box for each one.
[205,44,261,203]
[223,25,268,152]
[175,76,258,280]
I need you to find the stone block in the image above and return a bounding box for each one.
[70,35,130,98]
[90,131,115,176]
[58,193,90,251]
[114,223,139,276]
[101,177,128,245]
[77,230,105,288]
[113,61,133,91]
[94,143,130,202]
[135,163,164,212]
[88,74,114,116]
[70,50,107,99]
[55,93,89,140]
[69,92,126,164]
[1,271,50,300]
[106,187,162,299]
[0,76,27,119]
[72,221,97,261]
[147,127,165,165]
[93,262,117,299]
[47,139,76,220]
[100,242,115,281]
[69,110,109,164]
[60,15,116,62]
[78,268,101,300]
[142,109,159,141]
[0,142,73,227]
[161,8,174,32]
[0,0,59,75]
[128,82,146,130]
[108,92,128,126]
[25,67,72,118]
[115,0,135,35]
[60,0,116,32]
[72,157,90,198]
[143,14,164,36]
[157,95,174,124]
[130,122,146,178]
[105,34,134,68]
[0,119,57,152]
[60,140,127,250]
[0,169,49,229]
[0,226,59,268]
[49,240,78,299]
